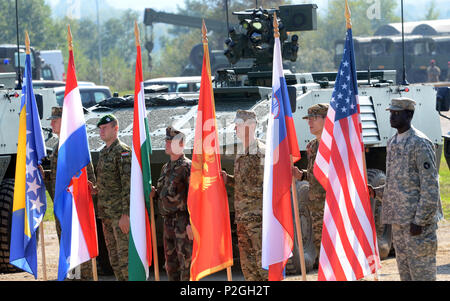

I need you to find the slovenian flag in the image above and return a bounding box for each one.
[128,22,153,281]
[262,16,301,281]
[54,27,98,281]
[9,33,47,279]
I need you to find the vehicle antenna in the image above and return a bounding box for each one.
[15,0,22,90]
[400,0,409,85]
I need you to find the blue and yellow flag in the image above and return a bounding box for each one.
[9,32,47,279]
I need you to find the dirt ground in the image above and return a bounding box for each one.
[0,219,449,281]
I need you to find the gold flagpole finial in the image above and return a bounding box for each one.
[345,0,352,29]
[273,11,280,38]
[134,20,140,47]
[201,19,208,44]
[67,24,73,51]
[25,31,30,55]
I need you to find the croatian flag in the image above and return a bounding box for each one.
[54,38,98,281]
[262,24,301,281]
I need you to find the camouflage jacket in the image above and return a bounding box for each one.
[44,138,96,201]
[155,154,191,218]
[301,138,326,203]
[226,139,265,223]
[96,138,131,220]
[382,126,442,226]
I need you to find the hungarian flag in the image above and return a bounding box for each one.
[187,21,233,281]
[54,26,98,281]
[128,23,153,281]
[261,14,300,281]
[10,32,47,279]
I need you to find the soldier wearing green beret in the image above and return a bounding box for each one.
[150,126,193,281]
[92,114,132,281]
[293,103,329,267]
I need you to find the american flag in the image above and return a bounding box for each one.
[313,16,380,281]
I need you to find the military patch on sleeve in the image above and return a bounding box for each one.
[121,152,130,157]
[424,162,430,169]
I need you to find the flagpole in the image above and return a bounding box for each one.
[149,196,160,281]
[26,31,47,281]
[345,0,378,281]
[291,157,307,281]
[134,21,160,281]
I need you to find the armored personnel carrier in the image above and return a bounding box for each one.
[79,4,446,276]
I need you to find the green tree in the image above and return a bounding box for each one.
[0,0,57,49]
[150,0,292,77]
[424,0,440,20]
[294,0,399,73]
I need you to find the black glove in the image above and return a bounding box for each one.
[410,223,423,236]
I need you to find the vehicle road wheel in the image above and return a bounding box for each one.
[0,178,20,273]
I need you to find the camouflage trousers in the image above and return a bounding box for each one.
[162,213,193,281]
[236,220,268,281]
[308,197,325,265]
[101,218,129,281]
[392,223,438,281]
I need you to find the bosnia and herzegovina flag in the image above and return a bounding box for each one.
[262,15,300,281]
[128,22,153,281]
[54,26,98,281]
[10,32,47,279]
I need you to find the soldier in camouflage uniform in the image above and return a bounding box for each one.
[293,103,329,267]
[42,107,95,280]
[371,97,442,281]
[151,126,193,281]
[222,110,268,281]
[93,114,131,281]
[42,107,63,241]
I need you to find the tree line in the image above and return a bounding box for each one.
[3,0,434,92]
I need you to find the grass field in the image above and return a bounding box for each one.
[439,151,450,219]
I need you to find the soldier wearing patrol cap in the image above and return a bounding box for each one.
[371,97,443,280]
[427,59,441,82]
[91,114,131,281]
[41,106,96,280]
[292,103,329,266]
[43,107,63,239]
[150,126,193,281]
[222,109,268,281]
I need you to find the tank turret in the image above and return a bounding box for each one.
[226,4,317,66]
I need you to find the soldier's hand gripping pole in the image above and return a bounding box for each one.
[291,155,307,281]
